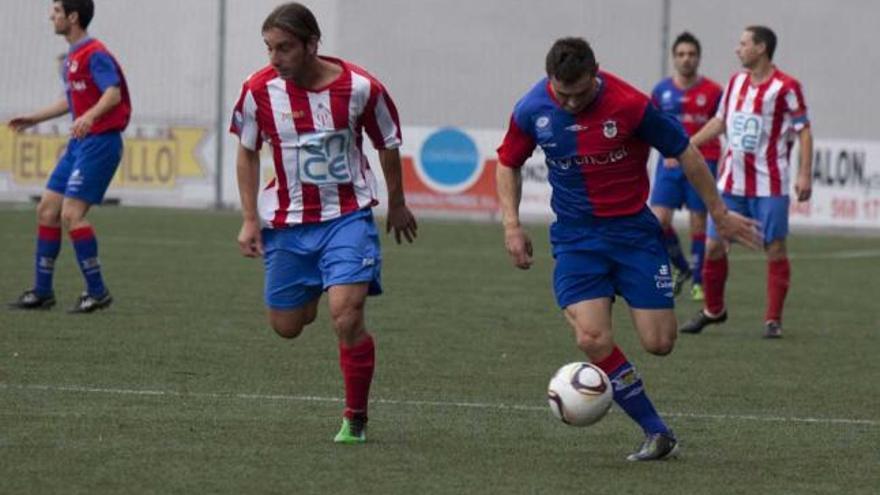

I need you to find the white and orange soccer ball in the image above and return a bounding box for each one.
[547,362,613,427]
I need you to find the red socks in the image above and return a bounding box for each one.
[702,256,729,315]
[766,258,791,323]
[593,345,626,375]
[339,333,375,419]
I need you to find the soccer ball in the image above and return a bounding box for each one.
[547,362,613,427]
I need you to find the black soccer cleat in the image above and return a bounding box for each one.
[763,321,783,339]
[8,290,56,310]
[68,291,113,314]
[679,309,728,334]
[672,269,693,297]
[626,431,679,461]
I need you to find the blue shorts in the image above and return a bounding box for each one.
[551,207,674,310]
[262,209,382,310]
[707,194,789,245]
[47,132,123,205]
[650,159,718,212]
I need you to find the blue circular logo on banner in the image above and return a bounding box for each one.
[418,127,480,193]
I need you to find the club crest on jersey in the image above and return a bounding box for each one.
[602,120,618,139]
[69,60,78,73]
[535,115,553,139]
[696,94,707,107]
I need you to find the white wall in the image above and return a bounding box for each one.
[1,0,878,210]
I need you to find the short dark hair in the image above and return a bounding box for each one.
[262,2,321,46]
[545,37,598,84]
[672,31,701,56]
[58,0,94,30]
[746,25,777,60]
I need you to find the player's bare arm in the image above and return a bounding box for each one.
[378,148,417,244]
[8,98,69,132]
[678,144,762,250]
[71,86,122,139]
[795,127,813,202]
[496,163,533,269]
[690,116,725,149]
[235,144,263,258]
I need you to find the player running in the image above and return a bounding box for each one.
[496,37,760,461]
[649,32,723,301]
[8,0,131,313]
[231,2,417,444]
[680,26,813,339]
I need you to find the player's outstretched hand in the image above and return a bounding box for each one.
[504,225,533,269]
[386,204,417,244]
[8,116,37,132]
[237,219,264,258]
[714,210,762,251]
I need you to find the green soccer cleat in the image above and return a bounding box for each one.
[690,283,705,301]
[333,416,367,444]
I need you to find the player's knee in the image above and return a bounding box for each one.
[270,319,305,339]
[330,304,363,335]
[574,325,611,355]
[60,209,84,230]
[765,241,786,260]
[268,311,310,339]
[706,240,726,259]
[644,328,676,356]
[36,201,61,226]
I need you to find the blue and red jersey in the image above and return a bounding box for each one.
[650,76,722,160]
[63,37,131,134]
[497,71,689,222]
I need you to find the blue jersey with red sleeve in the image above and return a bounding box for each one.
[651,76,722,160]
[497,71,689,223]
[63,38,131,134]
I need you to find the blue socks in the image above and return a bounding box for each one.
[34,225,62,296]
[691,233,707,285]
[662,227,690,274]
[70,226,107,297]
[595,346,669,435]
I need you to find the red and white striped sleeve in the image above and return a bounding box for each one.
[783,80,810,131]
[362,80,402,150]
[230,82,262,151]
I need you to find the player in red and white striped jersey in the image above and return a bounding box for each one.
[680,26,814,339]
[230,2,417,444]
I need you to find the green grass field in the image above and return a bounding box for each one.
[1,205,878,494]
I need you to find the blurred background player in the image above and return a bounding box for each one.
[680,26,813,338]
[231,2,418,444]
[496,38,759,461]
[648,32,723,301]
[7,0,131,313]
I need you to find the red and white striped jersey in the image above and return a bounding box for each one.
[230,57,401,228]
[716,68,809,197]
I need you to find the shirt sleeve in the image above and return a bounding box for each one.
[89,52,121,92]
[784,81,810,131]
[229,83,262,151]
[715,77,735,121]
[363,81,402,150]
[496,112,537,168]
[635,102,690,158]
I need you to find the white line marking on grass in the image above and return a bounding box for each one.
[2,383,877,427]
[3,233,880,261]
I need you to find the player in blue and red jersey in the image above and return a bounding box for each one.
[497,38,760,461]
[649,32,723,301]
[8,0,131,313]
